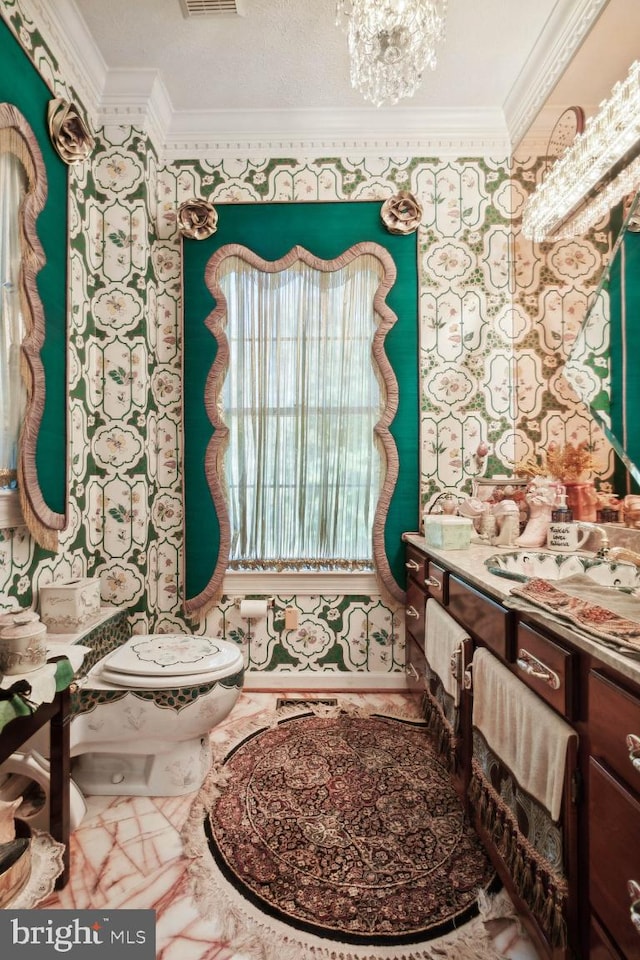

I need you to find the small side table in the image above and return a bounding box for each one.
[0,677,71,889]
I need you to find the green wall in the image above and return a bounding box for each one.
[183,201,419,598]
[609,223,640,494]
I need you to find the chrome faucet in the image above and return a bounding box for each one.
[576,522,610,558]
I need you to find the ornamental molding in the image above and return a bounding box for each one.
[505,0,608,151]
[5,0,607,161]
[13,0,106,121]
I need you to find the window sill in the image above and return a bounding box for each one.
[0,489,26,530]
[222,570,379,596]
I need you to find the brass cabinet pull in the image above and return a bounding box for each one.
[407,663,420,681]
[424,577,441,589]
[626,733,640,773]
[628,880,640,935]
[450,647,462,684]
[405,559,420,571]
[516,648,561,690]
[406,606,420,619]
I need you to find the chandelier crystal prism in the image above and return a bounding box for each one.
[336,0,448,108]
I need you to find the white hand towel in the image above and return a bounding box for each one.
[472,646,577,821]
[425,599,469,706]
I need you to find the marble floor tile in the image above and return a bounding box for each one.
[38,690,540,960]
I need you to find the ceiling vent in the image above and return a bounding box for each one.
[179,0,245,16]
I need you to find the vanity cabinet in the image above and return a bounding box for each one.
[448,574,513,660]
[403,536,640,960]
[588,670,640,959]
[403,543,470,801]
[404,544,428,694]
[514,620,576,719]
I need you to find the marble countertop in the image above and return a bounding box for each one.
[403,532,640,687]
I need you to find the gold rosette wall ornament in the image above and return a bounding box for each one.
[47,99,95,164]
[381,191,423,235]
[177,199,218,240]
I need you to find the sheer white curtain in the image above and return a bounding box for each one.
[0,150,27,487]
[218,253,383,569]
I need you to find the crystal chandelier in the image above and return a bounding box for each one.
[336,0,448,108]
[522,60,640,241]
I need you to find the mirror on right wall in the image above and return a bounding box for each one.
[518,0,640,501]
[564,190,640,494]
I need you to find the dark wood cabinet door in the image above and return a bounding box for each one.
[589,758,640,960]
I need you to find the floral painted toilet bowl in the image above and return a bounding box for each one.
[70,634,244,797]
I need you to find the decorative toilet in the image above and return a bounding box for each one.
[69,633,244,797]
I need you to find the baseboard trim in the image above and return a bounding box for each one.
[243,672,409,692]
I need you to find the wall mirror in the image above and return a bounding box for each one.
[0,102,63,549]
[564,191,640,492]
[517,0,640,496]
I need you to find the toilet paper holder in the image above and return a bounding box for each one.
[233,597,274,619]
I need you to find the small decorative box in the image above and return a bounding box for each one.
[39,578,101,633]
[424,515,473,550]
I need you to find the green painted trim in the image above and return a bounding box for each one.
[184,201,419,598]
[610,222,640,494]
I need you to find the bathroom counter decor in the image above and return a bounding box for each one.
[0,654,77,729]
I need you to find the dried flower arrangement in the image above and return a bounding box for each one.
[516,441,595,482]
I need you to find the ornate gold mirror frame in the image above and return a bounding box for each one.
[0,103,65,549]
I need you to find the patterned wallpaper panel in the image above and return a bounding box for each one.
[0,0,612,680]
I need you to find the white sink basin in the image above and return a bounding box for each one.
[485,551,640,590]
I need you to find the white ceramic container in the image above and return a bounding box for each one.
[39,578,101,633]
[0,616,47,675]
[424,515,473,550]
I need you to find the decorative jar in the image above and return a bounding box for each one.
[564,480,598,522]
[0,615,47,675]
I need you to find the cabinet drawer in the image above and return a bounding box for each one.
[514,621,575,719]
[589,758,640,960]
[589,671,640,793]
[405,579,426,649]
[405,544,427,584]
[448,575,512,659]
[425,561,446,604]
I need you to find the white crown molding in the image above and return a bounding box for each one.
[164,106,510,160]
[7,1,510,160]
[10,0,597,161]
[504,0,608,152]
[99,68,173,149]
[15,0,107,125]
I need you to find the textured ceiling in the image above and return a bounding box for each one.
[58,0,639,151]
[72,0,557,112]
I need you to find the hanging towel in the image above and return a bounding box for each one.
[425,599,468,707]
[472,646,576,821]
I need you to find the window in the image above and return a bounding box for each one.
[184,240,402,618]
[218,250,383,569]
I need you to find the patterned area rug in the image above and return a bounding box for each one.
[183,703,509,960]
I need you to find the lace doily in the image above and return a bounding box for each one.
[8,830,65,908]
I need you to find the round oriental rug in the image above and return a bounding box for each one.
[183,706,502,960]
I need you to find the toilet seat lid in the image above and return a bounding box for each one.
[101,634,243,683]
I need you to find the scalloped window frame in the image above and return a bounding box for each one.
[184,241,402,621]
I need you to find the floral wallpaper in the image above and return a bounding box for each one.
[0,0,611,683]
